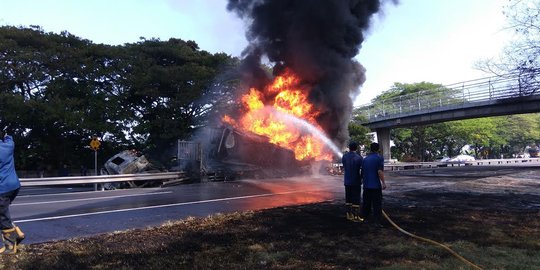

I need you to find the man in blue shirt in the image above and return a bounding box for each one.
[361,142,387,227]
[0,134,25,254]
[342,141,363,222]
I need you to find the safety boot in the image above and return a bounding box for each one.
[352,205,364,223]
[0,228,18,254]
[14,225,25,244]
[345,203,354,221]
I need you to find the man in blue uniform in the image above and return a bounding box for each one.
[0,134,25,254]
[361,142,387,227]
[342,141,363,222]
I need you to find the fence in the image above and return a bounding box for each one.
[384,158,540,171]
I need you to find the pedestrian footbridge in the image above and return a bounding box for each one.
[357,70,540,161]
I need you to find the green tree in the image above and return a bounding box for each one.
[348,112,372,149]
[494,114,540,156]
[0,26,128,171]
[448,117,504,158]
[120,38,239,163]
[0,26,239,171]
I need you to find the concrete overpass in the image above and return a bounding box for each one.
[358,71,540,161]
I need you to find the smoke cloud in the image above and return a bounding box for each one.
[227,0,383,147]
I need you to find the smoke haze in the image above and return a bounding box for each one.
[227,0,383,147]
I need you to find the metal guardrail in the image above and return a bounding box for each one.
[384,158,540,171]
[20,172,185,187]
[359,70,540,122]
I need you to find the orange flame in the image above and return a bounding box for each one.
[223,70,332,161]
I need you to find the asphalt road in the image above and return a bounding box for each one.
[14,164,539,245]
[12,176,343,244]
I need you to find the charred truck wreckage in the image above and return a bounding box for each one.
[176,125,314,181]
[100,125,314,189]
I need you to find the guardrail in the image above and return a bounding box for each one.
[20,172,185,187]
[384,158,540,171]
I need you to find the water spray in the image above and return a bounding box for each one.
[270,107,343,159]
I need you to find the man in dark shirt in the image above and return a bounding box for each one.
[361,142,387,227]
[342,141,363,222]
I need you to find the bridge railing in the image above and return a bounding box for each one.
[359,70,540,122]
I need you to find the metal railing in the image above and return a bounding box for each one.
[359,70,540,122]
[384,157,540,171]
[20,172,185,187]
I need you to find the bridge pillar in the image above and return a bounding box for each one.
[376,128,391,162]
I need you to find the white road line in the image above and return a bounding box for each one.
[17,187,165,198]
[13,191,173,206]
[19,188,54,192]
[14,190,306,223]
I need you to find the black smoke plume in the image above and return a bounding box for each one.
[227,0,382,147]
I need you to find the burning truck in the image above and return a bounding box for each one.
[176,70,346,180]
[104,0,382,184]
[176,125,313,181]
[178,0,382,177]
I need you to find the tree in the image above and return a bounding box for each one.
[494,114,540,156]
[477,0,540,83]
[120,38,239,163]
[374,82,446,100]
[0,26,240,171]
[449,118,505,159]
[0,26,129,170]
[348,112,372,149]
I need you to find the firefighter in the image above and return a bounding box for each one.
[342,141,363,222]
[0,133,25,254]
[361,142,387,228]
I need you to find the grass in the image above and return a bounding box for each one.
[0,191,538,270]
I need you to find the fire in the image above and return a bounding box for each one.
[223,70,332,161]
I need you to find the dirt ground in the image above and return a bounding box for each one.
[1,165,539,269]
[386,166,540,210]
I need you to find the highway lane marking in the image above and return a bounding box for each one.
[19,188,55,192]
[13,191,173,206]
[14,190,328,223]
[17,187,165,198]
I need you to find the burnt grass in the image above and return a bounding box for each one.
[1,185,540,269]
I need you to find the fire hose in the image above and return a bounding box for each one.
[382,210,483,270]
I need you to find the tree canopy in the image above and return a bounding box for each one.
[347,113,372,150]
[0,26,239,172]
[477,0,540,76]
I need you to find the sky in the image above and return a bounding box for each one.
[0,0,511,105]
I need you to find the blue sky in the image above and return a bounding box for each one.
[0,0,510,105]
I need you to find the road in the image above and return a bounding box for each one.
[13,176,343,244]
[15,164,539,245]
